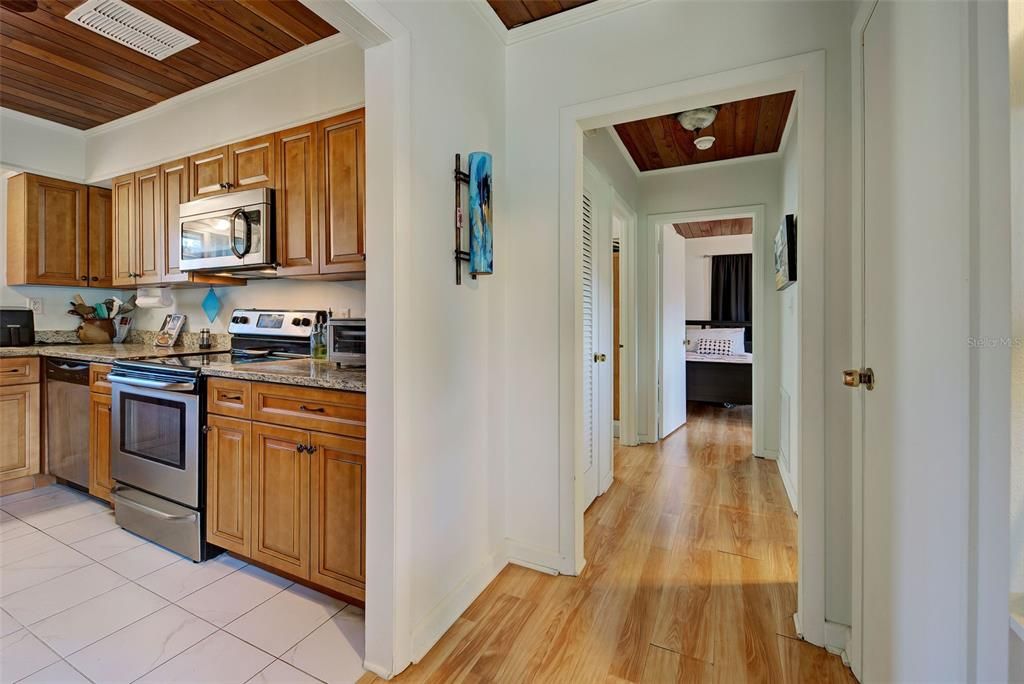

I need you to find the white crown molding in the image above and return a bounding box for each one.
[0,107,86,136]
[472,0,652,46]
[83,33,353,138]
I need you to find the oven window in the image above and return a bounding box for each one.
[181,210,263,260]
[119,393,187,470]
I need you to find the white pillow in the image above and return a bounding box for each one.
[690,328,746,355]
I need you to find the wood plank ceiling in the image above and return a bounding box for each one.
[674,218,752,239]
[0,0,338,130]
[614,91,795,172]
[487,0,596,29]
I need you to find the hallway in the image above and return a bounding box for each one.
[366,404,853,683]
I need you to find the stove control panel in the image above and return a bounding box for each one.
[227,309,326,338]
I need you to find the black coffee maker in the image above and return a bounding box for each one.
[0,308,35,346]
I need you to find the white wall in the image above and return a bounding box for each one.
[583,128,639,211]
[0,110,86,182]
[504,0,853,625]
[683,234,754,321]
[85,38,365,181]
[1010,0,1024,598]
[641,159,782,449]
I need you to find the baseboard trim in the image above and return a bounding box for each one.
[363,660,394,680]
[777,460,799,513]
[410,552,506,662]
[824,621,852,665]
[600,472,614,495]
[505,539,571,575]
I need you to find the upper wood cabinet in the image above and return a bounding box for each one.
[318,110,365,277]
[190,146,231,200]
[134,166,164,285]
[111,174,135,287]
[6,174,89,286]
[87,187,113,287]
[160,159,190,284]
[230,135,276,191]
[275,123,320,277]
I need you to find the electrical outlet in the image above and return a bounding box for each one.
[28,298,42,315]
[340,308,352,319]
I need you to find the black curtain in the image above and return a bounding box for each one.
[710,254,752,322]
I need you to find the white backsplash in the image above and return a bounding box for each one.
[128,278,366,334]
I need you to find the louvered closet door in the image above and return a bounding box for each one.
[581,189,599,508]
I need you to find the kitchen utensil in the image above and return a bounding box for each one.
[77,319,115,344]
[109,297,122,319]
[72,303,95,318]
[66,309,84,318]
[119,295,137,315]
[72,294,86,306]
[94,302,108,319]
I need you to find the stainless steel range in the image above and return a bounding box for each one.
[108,308,326,561]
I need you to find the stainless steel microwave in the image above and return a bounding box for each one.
[179,189,274,272]
[328,318,366,366]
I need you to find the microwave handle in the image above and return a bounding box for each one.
[229,208,252,259]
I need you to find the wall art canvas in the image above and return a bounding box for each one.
[468,151,493,275]
[774,213,797,291]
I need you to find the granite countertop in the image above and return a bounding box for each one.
[200,358,366,392]
[0,343,230,362]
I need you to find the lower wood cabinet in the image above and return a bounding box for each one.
[205,381,365,600]
[88,392,114,502]
[0,383,40,482]
[206,415,251,556]
[251,422,310,579]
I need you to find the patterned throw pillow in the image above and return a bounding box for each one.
[696,337,733,356]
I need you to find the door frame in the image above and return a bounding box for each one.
[648,205,766,453]
[559,51,828,645]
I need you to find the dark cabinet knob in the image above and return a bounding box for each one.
[80,275,88,281]
[91,276,98,281]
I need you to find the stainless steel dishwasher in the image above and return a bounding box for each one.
[46,359,90,489]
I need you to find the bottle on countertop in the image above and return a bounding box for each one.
[310,312,327,360]
[199,328,211,350]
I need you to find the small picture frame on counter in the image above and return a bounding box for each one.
[155,313,187,347]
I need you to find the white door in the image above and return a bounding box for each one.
[860,2,971,680]
[659,224,686,438]
[581,186,600,508]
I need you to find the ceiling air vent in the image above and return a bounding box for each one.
[65,0,197,61]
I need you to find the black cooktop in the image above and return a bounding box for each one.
[142,351,301,368]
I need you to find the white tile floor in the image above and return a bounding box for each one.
[0,485,365,684]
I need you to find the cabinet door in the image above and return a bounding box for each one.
[276,123,320,276]
[190,147,231,200]
[0,384,39,483]
[25,175,88,286]
[111,174,136,286]
[318,110,365,275]
[88,392,113,503]
[134,167,163,285]
[87,187,113,287]
[310,433,365,598]
[252,422,310,578]
[160,159,190,283]
[207,415,251,556]
[229,135,275,191]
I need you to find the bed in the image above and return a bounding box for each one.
[685,320,752,406]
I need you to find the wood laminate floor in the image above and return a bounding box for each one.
[363,403,855,683]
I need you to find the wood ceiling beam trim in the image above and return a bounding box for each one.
[0,80,113,125]
[0,94,95,129]
[235,0,326,44]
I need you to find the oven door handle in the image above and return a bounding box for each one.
[107,373,195,392]
[111,486,198,521]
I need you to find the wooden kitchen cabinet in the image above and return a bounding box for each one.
[87,187,113,287]
[318,110,365,278]
[111,173,135,287]
[134,166,164,285]
[310,432,365,596]
[6,173,88,286]
[275,123,320,276]
[229,135,275,191]
[88,392,113,503]
[160,159,190,284]
[207,414,252,556]
[252,421,310,579]
[0,383,39,483]
[190,146,231,200]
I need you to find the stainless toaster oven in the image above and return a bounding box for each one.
[328,318,366,366]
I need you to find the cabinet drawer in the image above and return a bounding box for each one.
[252,383,365,438]
[0,357,39,386]
[207,377,251,419]
[89,363,113,395]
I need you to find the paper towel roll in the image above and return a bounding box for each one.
[135,288,174,308]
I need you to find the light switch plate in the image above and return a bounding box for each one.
[28,298,42,314]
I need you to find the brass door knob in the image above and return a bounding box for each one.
[593,353,607,363]
[842,368,875,391]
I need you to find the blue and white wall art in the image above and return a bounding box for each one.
[468,151,493,275]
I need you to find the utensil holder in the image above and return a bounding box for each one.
[77,319,115,344]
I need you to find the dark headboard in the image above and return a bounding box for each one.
[686,319,752,353]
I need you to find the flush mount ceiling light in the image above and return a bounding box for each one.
[677,106,719,151]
